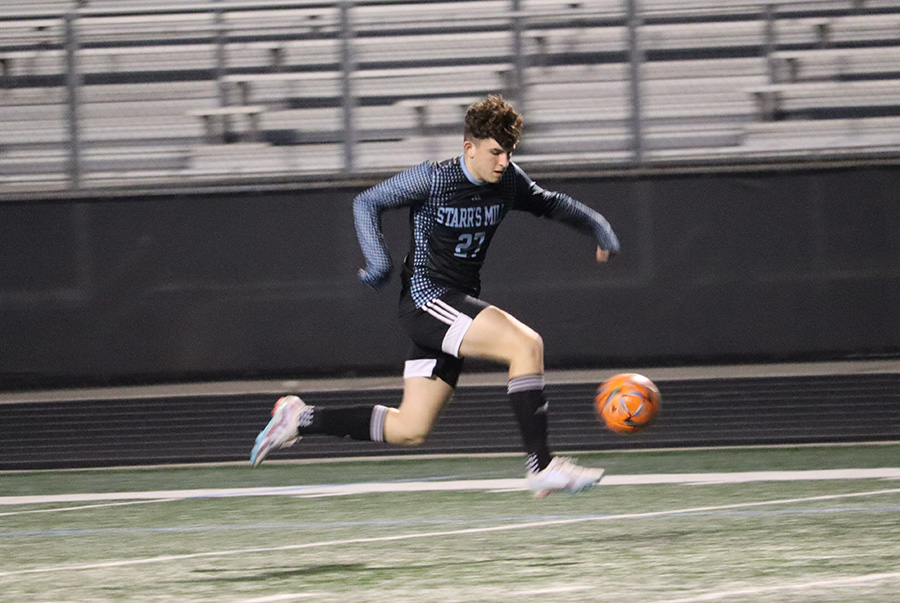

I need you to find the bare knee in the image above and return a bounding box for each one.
[384,408,432,446]
[383,376,453,446]
[519,328,544,364]
[389,425,430,446]
[509,326,544,376]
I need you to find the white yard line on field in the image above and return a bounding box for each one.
[0,486,898,578]
[3,468,900,507]
[237,594,320,602]
[0,498,182,517]
[514,585,595,596]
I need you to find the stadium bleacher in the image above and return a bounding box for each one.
[2,0,900,193]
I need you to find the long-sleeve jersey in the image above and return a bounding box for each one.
[354,155,620,309]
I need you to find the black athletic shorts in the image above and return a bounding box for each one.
[398,288,490,388]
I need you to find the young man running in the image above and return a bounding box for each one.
[251,95,620,497]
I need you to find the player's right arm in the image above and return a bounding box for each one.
[509,164,620,257]
[353,161,434,288]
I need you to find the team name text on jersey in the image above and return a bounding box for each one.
[436,204,503,229]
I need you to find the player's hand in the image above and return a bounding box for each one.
[596,246,613,263]
[358,266,391,289]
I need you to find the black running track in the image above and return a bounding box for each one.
[2,373,899,470]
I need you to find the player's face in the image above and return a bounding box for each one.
[464,137,512,183]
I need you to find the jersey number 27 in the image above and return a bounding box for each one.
[454,232,486,258]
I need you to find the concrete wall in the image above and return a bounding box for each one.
[2,163,899,387]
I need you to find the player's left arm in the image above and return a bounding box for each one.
[511,164,620,261]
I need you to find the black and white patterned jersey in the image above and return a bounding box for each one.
[354,155,619,308]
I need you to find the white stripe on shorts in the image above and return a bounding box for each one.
[424,300,458,325]
[432,298,460,318]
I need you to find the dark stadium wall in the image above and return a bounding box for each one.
[2,164,899,387]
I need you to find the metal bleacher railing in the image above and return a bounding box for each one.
[2,0,900,194]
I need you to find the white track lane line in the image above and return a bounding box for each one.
[3,468,900,507]
[666,570,900,602]
[0,487,898,578]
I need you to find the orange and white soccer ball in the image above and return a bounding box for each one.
[595,373,661,434]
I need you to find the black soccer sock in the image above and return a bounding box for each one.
[298,404,390,442]
[507,375,552,472]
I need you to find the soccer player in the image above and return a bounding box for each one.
[251,95,620,497]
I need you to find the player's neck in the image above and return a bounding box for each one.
[460,155,487,186]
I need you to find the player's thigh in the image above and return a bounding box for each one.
[458,305,542,363]
[385,376,455,444]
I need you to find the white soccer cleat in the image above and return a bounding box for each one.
[526,456,605,498]
[250,395,306,467]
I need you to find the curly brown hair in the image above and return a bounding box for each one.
[464,95,523,151]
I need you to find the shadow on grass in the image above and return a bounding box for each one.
[189,564,368,582]
[184,556,579,584]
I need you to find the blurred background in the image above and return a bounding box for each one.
[1,0,899,468]
[5,0,900,188]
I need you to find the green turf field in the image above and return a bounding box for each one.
[2,444,899,602]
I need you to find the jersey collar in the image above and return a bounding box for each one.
[459,155,488,186]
